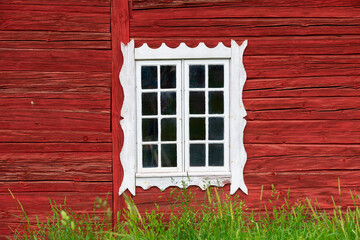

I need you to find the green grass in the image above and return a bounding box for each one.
[9,186,360,240]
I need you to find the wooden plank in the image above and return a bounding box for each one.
[131,6,360,19]
[0,152,112,181]
[3,0,110,7]
[0,192,112,224]
[0,143,111,153]
[244,55,360,79]
[132,185,360,211]
[0,110,110,131]
[0,9,110,32]
[0,71,111,90]
[0,130,111,143]
[0,40,111,49]
[112,0,130,224]
[0,31,110,41]
[133,36,360,55]
[131,18,360,38]
[0,49,111,72]
[133,0,360,9]
[244,76,360,98]
[0,93,110,111]
[245,144,360,173]
[0,4,109,13]
[244,97,360,120]
[245,120,360,144]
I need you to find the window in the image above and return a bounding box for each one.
[119,40,248,196]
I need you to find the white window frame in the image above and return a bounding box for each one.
[119,40,248,196]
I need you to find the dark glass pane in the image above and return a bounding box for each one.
[161,144,177,167]
[209,144,224,166]
[142,145,158,168]
[142,119,158,141]
[161,65,176,89]
[209,117,224,140]
[142,93,157,115]
[141,66,157,89]
[161,92,176,115]
[161,118,176,141]
[209,91,224,114]
[189,65,205,88]
[209,65,224,88]
[190,144,205,166]
[189,118,205,140]
[189,91,205,114]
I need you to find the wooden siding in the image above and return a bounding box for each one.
[129,0,360,213]
[0,0,112,238]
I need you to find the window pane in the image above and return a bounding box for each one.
[161,144,177,167]
[161,118,176,141]
[161,65,176,89]
[141,66,157,89]
[209,117,224,140]
[189,91,205,114]
[142,93,157,115]
[209,144,224,166]
[142,119,158,141]
[189,65,205,88]
[209,65,224,88]
[143,145,158,168]
[190,144,205,166]
[161,92,176,115]
[189,118,205,140]
[209,91,224,114]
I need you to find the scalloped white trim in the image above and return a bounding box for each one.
[137,174,231,191]
[119,40,136,196]
[135,42,231,60]
[119,40,248,196]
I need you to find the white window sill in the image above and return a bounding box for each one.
[136,172,231,191]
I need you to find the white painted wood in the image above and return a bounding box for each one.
[136,174,231,191]
[119,40,248,196]
[135,42,231,60]
[119,40,136,196]
[229,40,248,195]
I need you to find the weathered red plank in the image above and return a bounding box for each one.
[244,97,360,120]
[0,192,112,223]
[0,71,111,90]
[0,31,110,41]
[133,0,360,9]
[0,40,111,49]
[0,49,111,72]
[245,120,360,144]
[0,130,111,143]
[0,152,112,181]
[244,55,360,79]
[0,9,110,32]
[0,143,111,153]
[4,0,110,7]
[0,93,110,111]
[245,144,360,173]
[133,36,360,55]
[131,18,360,38]
[0,110,109,131]
[244,76,360,98]
[0,4,109,13]
[131,6,360,19]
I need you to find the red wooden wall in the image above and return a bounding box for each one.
[0,0,113,238]
[128,0,360,212]
[1,0,360,238]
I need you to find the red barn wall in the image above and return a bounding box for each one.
[128,0,360,212]
[0,0,113,238]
